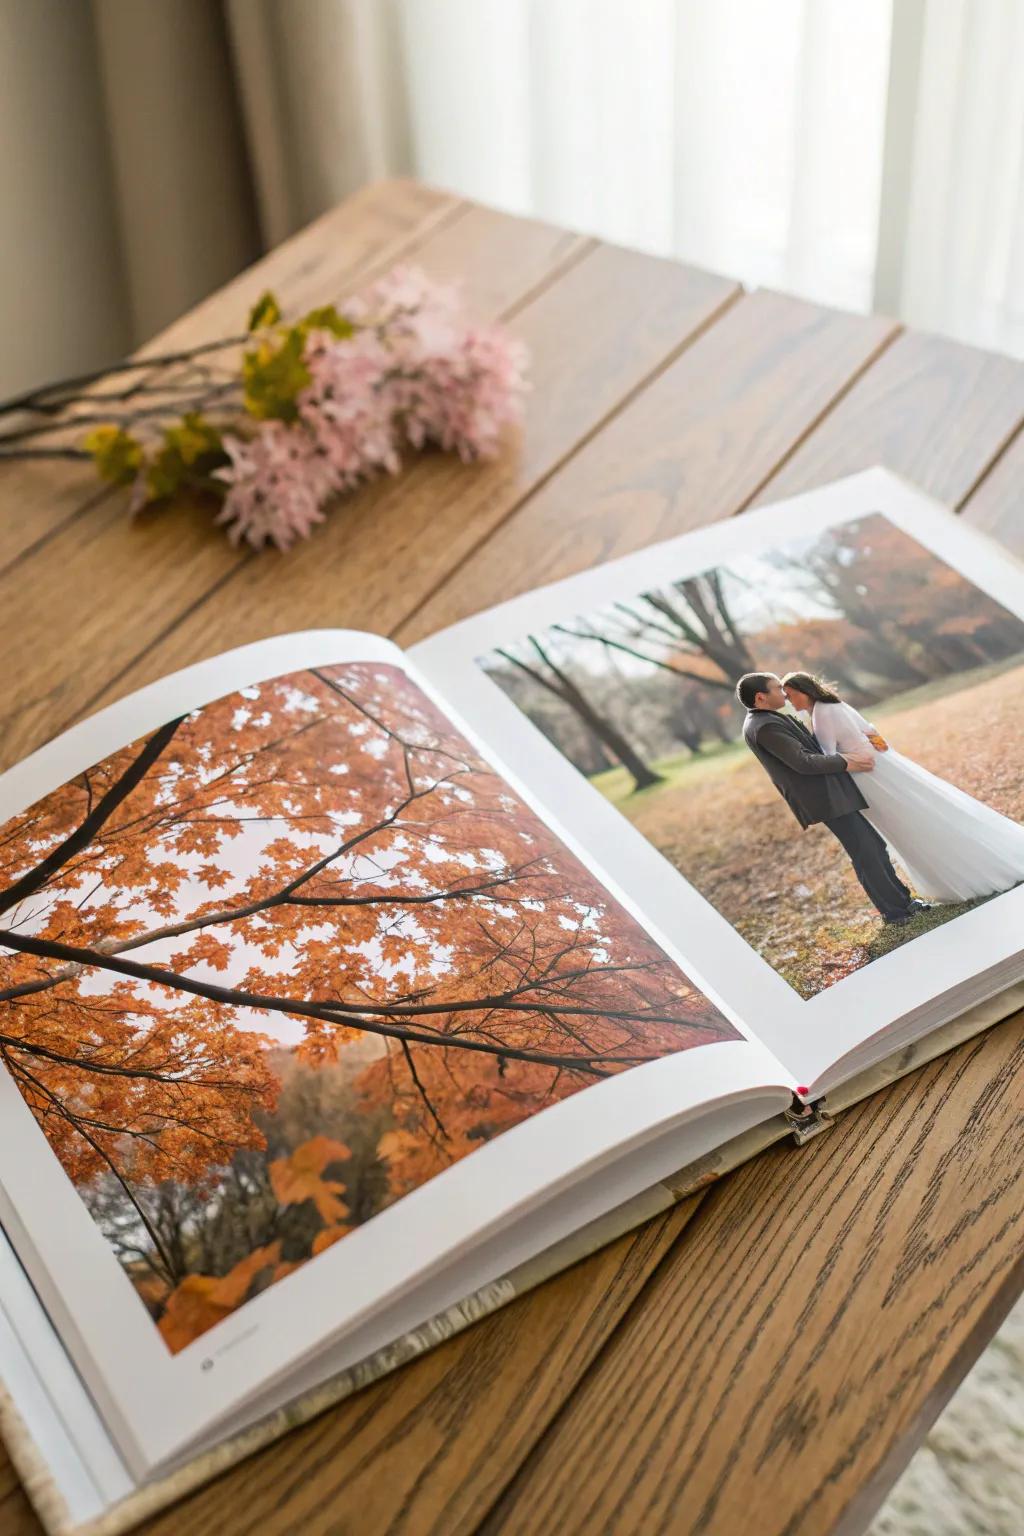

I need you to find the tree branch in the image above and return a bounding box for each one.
[0,929,693,1075]
[0,715,185,916]
[401,1039,449,1141]
[549,624,734,690]
[2,1050,178,1278]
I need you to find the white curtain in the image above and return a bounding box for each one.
[3,0,1024,400]
[879,0,1024,356]
[398,0,1024,350]
[399,0,892,313]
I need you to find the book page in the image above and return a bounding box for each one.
[0,631,786,1478]
[411,467,1024,1090]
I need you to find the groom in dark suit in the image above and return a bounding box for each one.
[737,672,918,926]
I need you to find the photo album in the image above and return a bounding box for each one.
[3,467,1024,1535]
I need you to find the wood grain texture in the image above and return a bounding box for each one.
[0,1462,32,1536]
[751,328,1024,508]
[481,1017,1024,1536]
[958,424,1024,553]
[397,289,897,642]
[134,1201,701,1536]
[55,243,737,748]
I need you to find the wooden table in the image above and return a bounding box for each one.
[2,178,1023,1536]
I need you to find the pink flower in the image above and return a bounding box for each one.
[297,328,401,487]
[344,265,463,335]
[430,326,530,460]
[214,423,336,550]
[210,263,530,549]
[336,265,529,461]
[390,324,530,461]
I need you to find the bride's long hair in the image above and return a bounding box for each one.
[781,671,843,704]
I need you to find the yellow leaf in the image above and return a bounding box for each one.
[83,424,144,486]
[158,1275,230,1352]
[157,1244,283,1352]
[242,329,310,421]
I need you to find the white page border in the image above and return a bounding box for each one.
[0,631,783,1475]
[411,467,1024,1086]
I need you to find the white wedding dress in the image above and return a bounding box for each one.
[810,700,1024,902]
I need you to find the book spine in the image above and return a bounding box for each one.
[0,1377,78,1536]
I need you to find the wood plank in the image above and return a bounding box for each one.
[957,423,1024,554]
[481,1019,1024,1536]
[0,1463,32,1536]
[151,179,460,354]
[361,194,588,319]
[750,328,1024,508]
[42,243,738,755]
[0,180,459,572]
[397,290,898,644]
[0,202,602,771]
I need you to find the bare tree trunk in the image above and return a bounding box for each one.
[499,640,665,792]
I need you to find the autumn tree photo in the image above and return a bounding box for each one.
[0,663,733,1350]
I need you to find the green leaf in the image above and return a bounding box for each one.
[83,425,144,486]
[147,413,226,500]
[165,412,223,466]
[247,290,281,331]
[138,411,225,500]
[242,328,311,421]
[146,447,186,501]
[298,304,354,340]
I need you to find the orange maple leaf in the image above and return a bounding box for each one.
[157,1243,283,1351]
[158,1276,231,1352]
[269,1135,351,1223]
[209,1241,283,1308]
[311,1224,351,1256]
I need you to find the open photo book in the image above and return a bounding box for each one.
[3,467,1024,1534]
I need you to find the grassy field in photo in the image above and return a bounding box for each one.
[590,659,1024,998]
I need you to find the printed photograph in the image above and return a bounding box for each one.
[0,664,734,1352]
[478,515,1024,999]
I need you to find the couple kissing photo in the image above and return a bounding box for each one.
[480,512,1024,998]
[739,667,1024,935]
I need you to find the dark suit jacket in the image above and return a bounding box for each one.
[742,709,867,828]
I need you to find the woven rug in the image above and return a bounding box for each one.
[869,1296,1024,1535]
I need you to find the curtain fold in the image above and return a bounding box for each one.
[0,0,131,397]
[3,0,1024,400]
[91,0,261,344]
[398,0,892,311]
[890,0,1024,354]
[225,0,411,249]
[0,0,410,397]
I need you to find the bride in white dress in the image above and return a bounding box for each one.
[781,671,1024,903]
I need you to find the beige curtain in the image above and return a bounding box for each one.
[8,0,1024,403]
[0,0,411,399]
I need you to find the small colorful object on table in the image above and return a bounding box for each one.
[0,267,529,551]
